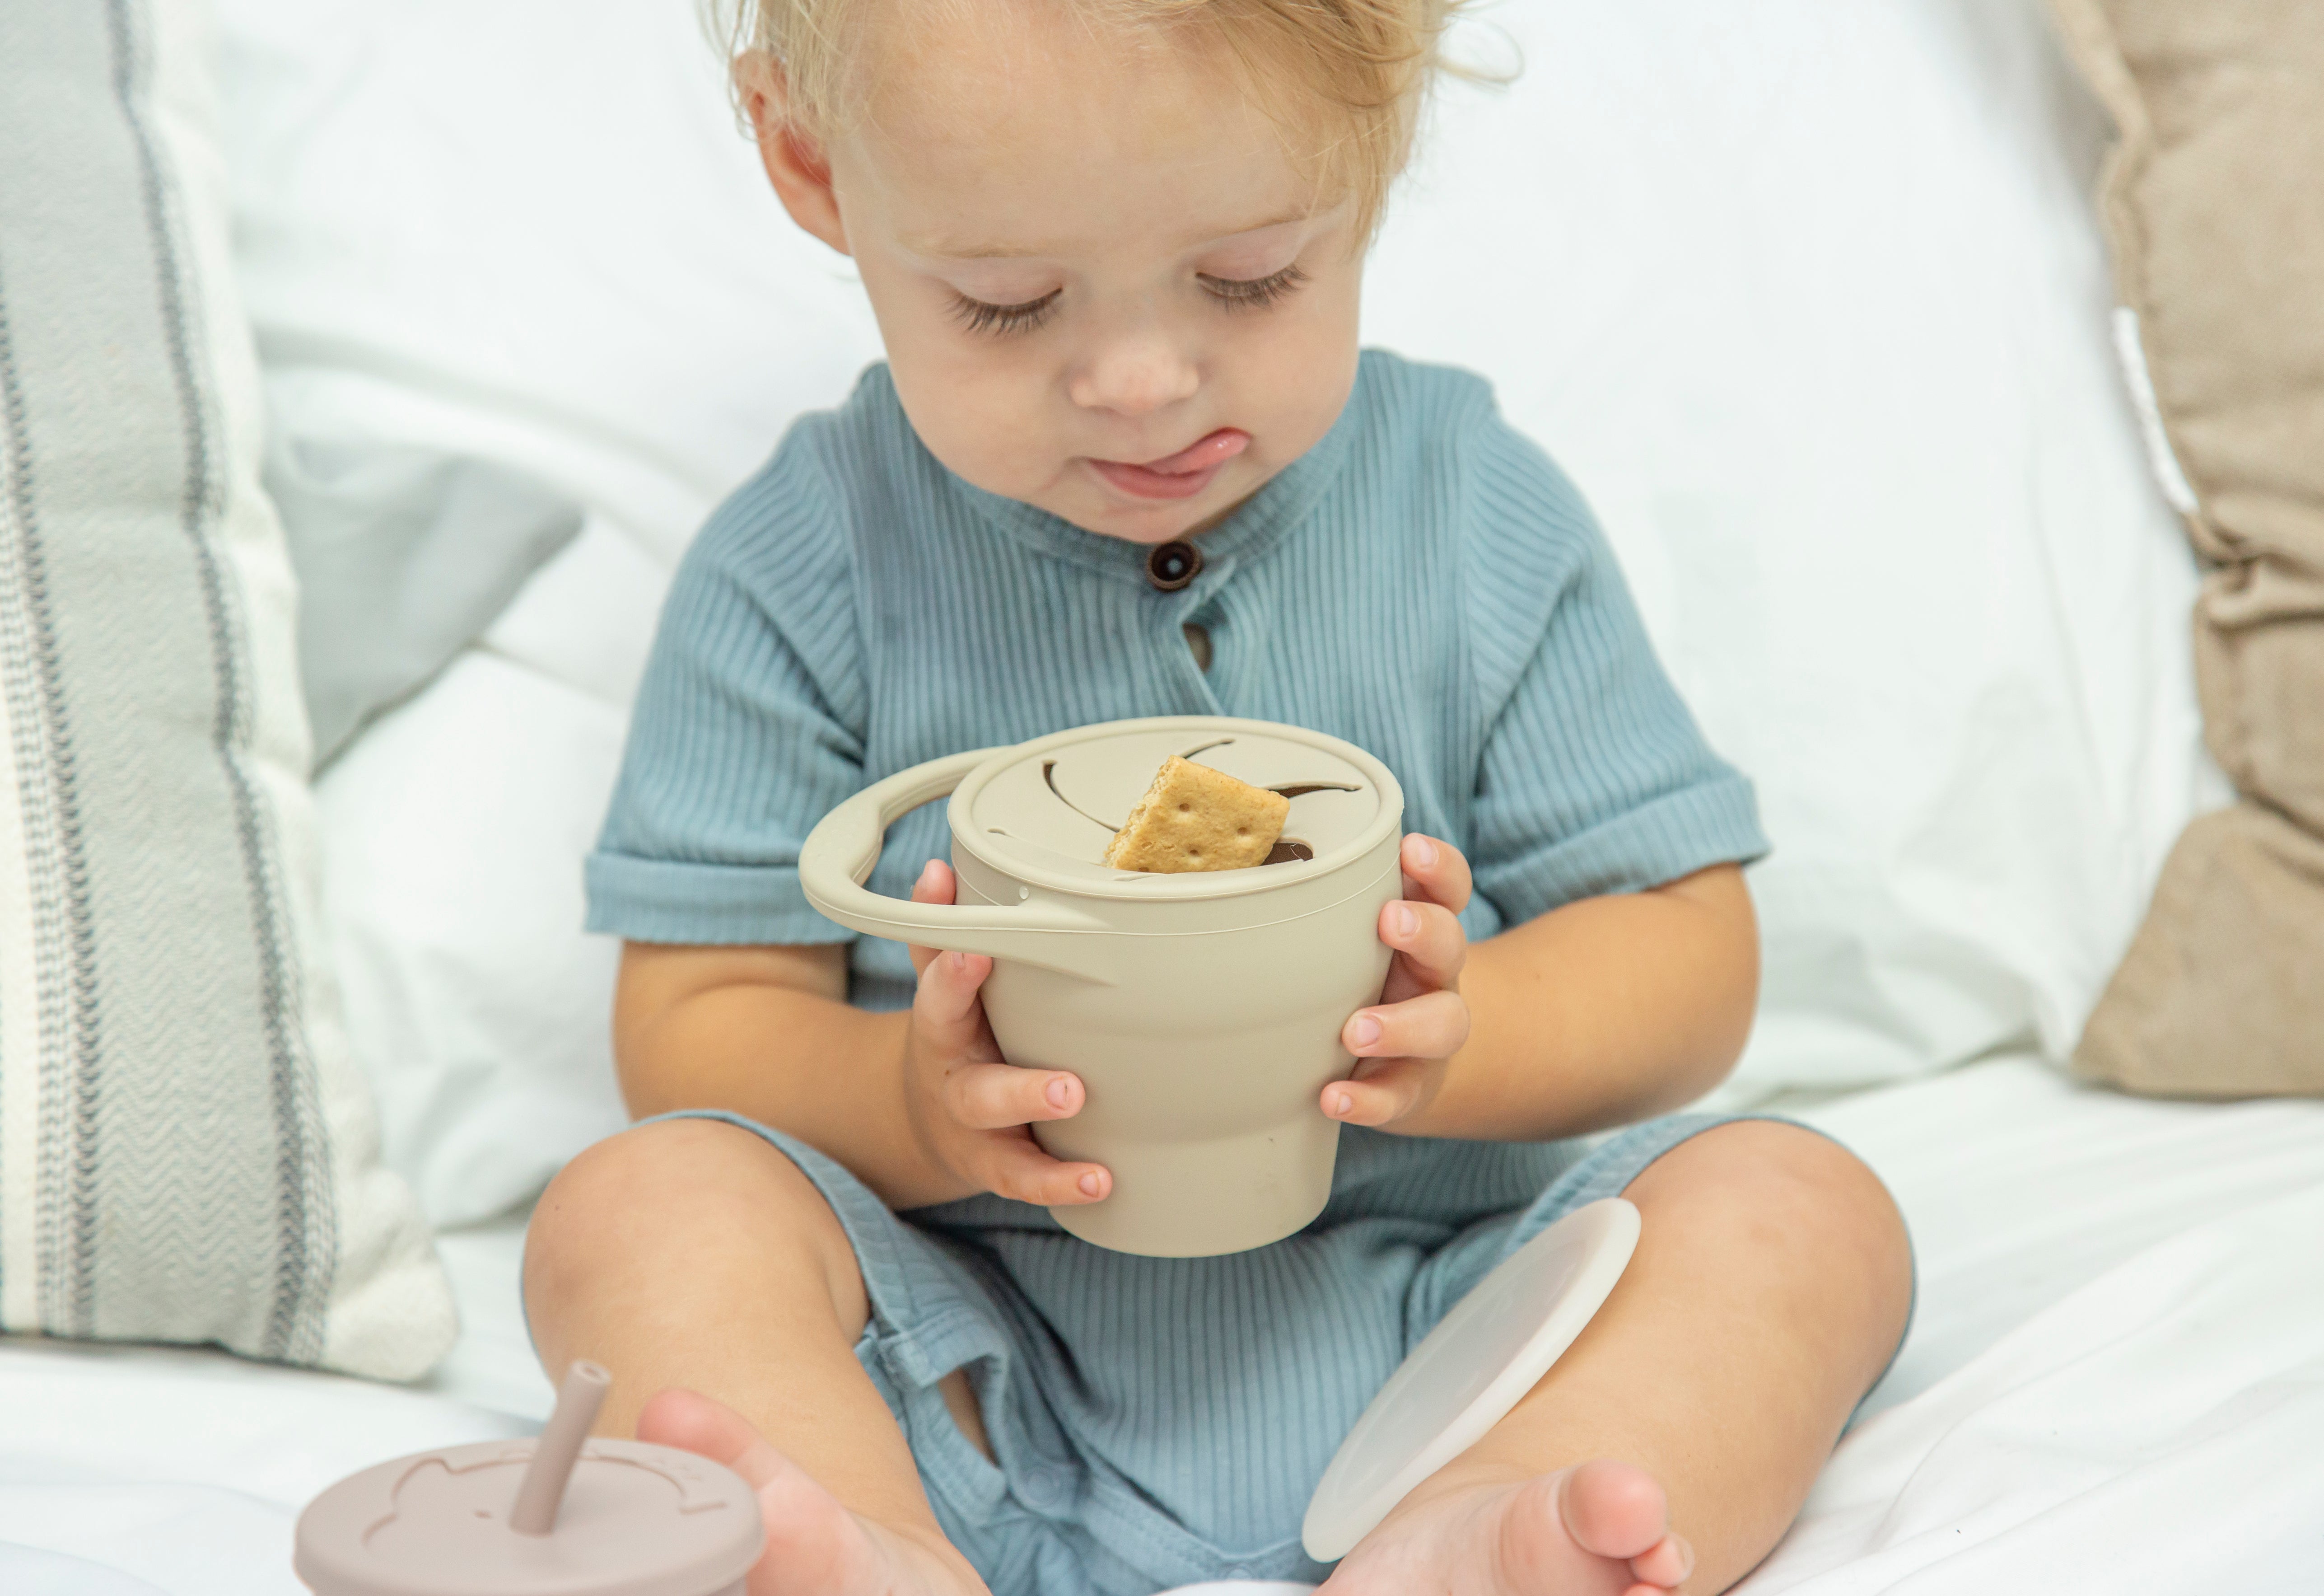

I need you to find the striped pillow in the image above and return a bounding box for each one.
[0,0,452,1376]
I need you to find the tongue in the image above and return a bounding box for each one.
[1141,428,1250,476]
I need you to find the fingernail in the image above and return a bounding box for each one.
[1329,1090,1353,1117]
[1391,904,1418,939]
[1046,1077,1070,1110]
[1409,836,1436,868]
[1078,1171,1101,1196]
[1350,1014,1382,1048]
[950,950,967,973]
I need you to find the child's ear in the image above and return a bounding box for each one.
[735,51,849,257]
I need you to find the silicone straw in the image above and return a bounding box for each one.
[509,1361,612,1535]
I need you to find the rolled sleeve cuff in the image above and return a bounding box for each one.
[1474,773,1769,928]
[584,852,856,946]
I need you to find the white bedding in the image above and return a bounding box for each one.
[5,1056,2322,1594]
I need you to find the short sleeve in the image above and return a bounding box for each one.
[584,448,869,946]
[1459,410,1767,928]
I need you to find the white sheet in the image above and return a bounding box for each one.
[5,1057,2322,1594]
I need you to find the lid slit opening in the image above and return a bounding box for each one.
[1041,758,1125,833]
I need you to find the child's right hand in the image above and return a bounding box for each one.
[901,860,1114,1208]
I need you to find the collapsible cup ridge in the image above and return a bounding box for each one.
[798,716,1404,1257]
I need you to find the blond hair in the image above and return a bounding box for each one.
[719,0,1466,239]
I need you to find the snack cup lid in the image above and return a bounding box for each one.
[1301,1198,1641,1563]
[954,717,1400,895]
[294,1437,762,1596]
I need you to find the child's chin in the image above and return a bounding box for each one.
[1052,496,1211,546]
[1063,482,1262,545]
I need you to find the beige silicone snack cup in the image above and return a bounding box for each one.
[294,1363,763,1596]
[798,716,1403,1258]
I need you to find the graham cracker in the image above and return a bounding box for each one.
[1103,756,1289,873]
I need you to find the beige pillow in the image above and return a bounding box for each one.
[2051,0,2324,1095]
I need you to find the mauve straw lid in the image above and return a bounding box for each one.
[294,1363,764,1596]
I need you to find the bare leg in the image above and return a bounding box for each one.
[1324,1121,1913,1596]
[523,1118,987,1596]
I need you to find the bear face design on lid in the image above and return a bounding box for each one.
[294,1364,763,1596]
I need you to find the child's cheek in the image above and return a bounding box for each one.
[1237,313,1362,472]
[886,342,1056,500]
[849,259,1027,488]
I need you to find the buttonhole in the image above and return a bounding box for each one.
[1182,622,1213,673]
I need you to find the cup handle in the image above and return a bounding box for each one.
[798,749,1113,982]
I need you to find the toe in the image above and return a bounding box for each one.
[1629,1531,1694,1590]
[637,1387,774,1473]
[637,1388,879,1596]
[1557,1459,1671,1563]
[638,1388,826,1523]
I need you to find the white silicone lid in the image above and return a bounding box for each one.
[1301,1197,1642,1563]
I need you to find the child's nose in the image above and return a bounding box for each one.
[1067,328,1200,417]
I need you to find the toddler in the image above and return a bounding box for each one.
[524,2,1913,1592]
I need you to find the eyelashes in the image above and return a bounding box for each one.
[1197,262,1308,312]
[951,289,1063,337]
[947,263,1310,338]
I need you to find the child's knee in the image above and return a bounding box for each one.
[1630,1121,1911,1309]
[527,1117,864,1320]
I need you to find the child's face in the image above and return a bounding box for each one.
[753,7,1364,544]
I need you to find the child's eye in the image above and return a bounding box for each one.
[950,289,1062,337]
[1198,263,1308,312]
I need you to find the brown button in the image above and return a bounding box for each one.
[1145,540,1203,591]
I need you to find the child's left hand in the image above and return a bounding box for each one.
[1322,833,1473,1131]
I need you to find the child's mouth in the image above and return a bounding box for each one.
[1087,429,1250,501]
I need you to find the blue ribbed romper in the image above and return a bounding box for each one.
[585,352,1772,1592]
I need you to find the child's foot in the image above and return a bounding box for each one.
[637,1389,989,1596]
[1321,1459,1694,1596]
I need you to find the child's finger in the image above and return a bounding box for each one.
[912,948,994,1057]
[1319,1058,1431,1128]
[1344,988,1470,1062]
[976,1136,1112,1207]
[944,1061,1083,1131]
[1377,899,1467,990]
[1398,834,1472,915]
[907,860,958,978]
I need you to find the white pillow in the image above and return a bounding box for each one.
[219,0,2206,1221]
[1366,2,2214,1096]
[316,649,632,1226]
[220,0,882,1222]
